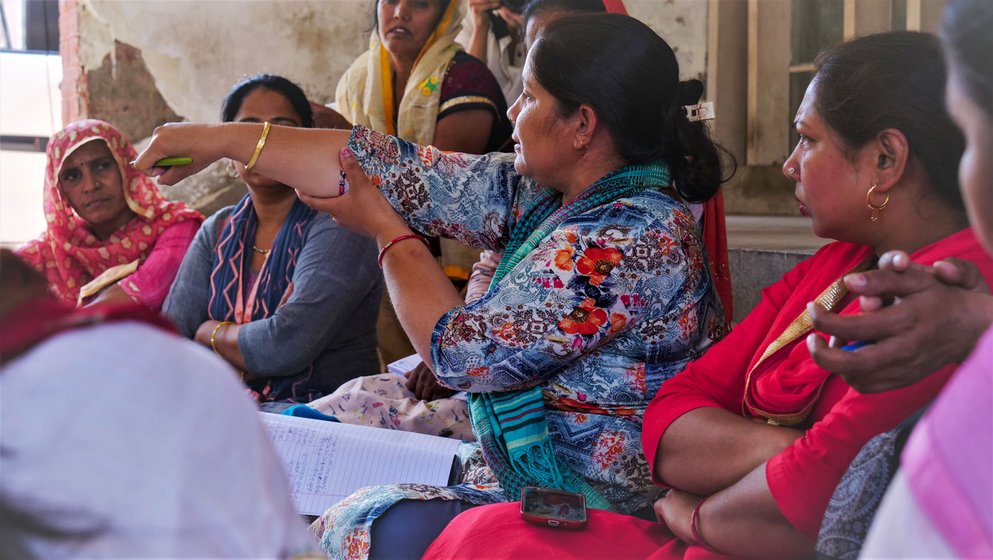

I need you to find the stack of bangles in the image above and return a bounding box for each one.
[210,321,233,355]
[690,496,721,553]
[378,233,430,268]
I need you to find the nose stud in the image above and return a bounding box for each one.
[788,167,796,176]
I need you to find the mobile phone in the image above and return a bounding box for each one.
[520,486,587,529]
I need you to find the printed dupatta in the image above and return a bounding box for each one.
[335,0,464,144]
[207,195,317,398]
[16,120,202,305]
[468,162,671,511]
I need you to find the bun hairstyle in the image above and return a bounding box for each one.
[222,74,315,128]
[812,32,964,210]
[941,0,993,118]
[530,13,731,203]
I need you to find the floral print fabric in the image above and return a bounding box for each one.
[311,126,726,558]
[308,374,474,441]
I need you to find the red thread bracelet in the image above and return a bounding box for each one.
[378,233,430,268]
[690,496,718,552]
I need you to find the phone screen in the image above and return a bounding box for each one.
[520,486,587,528]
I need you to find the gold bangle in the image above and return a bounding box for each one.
[210,321,233,355]
[244,121,271,173]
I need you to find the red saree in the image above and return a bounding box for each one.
[643,227,993,541]
[425,228,993,559]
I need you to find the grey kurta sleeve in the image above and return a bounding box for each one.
[236,216,380,377]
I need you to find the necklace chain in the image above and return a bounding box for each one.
[251,245,270,255]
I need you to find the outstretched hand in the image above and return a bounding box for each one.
[807,251,993,393]
[296,147,410,243]
[132,122,228,186]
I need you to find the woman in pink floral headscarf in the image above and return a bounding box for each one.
[16,119,203,310]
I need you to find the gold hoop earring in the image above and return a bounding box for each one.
[866,183,890,222]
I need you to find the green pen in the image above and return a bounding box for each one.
[154,156,193,167]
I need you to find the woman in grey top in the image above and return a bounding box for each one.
[163,75,382,405]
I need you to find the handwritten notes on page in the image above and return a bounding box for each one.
[260,412,462,516]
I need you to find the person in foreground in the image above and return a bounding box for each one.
[419,31,993,560]
[134,13,728,559]
[844,0,992,556]
[16,119,202,310]
[163,75,382,406]
[0,250,315,558]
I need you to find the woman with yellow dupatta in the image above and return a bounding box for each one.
[336,0,512,363]
[336,0,510,154]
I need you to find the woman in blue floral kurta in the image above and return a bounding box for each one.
[307,119,726,554]
[133,14,730,560]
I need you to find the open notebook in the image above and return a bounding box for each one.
[260,412,462,516]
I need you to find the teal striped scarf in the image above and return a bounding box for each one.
[469,162,671,510]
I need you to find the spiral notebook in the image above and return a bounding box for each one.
[260,412,462,516]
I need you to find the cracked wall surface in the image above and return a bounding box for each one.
[63,0,708,215]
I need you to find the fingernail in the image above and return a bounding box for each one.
[806,301,818,316]
[828,335,838,347]
[894,253,909,267]
[151,167,165,177]
[846,273,866,289]
[340,146,354,160]
[806,333,818,353]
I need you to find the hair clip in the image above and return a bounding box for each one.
[684,102,715,122]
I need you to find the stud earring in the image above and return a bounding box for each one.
[866,183,890,222]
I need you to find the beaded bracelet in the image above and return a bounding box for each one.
[378,233,430,268]
[210,321,233,356]
[244,121,271,173]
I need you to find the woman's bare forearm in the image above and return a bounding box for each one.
[135,123,352,199]
[688,466,814,559]
[657,407,802,494]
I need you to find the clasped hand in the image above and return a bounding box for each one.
[807,250,992,393]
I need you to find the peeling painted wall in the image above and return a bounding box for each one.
[66,0,708,213]
[627,0,708,82]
